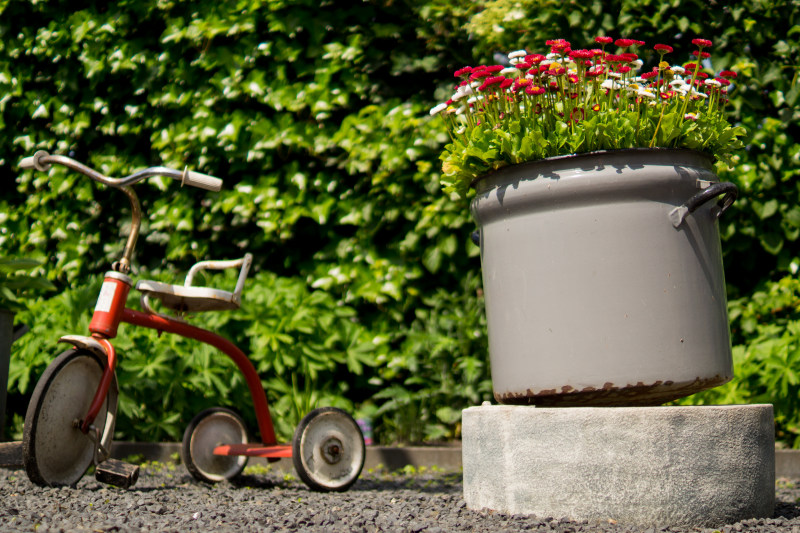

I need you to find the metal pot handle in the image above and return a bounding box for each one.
[669,182,738,228]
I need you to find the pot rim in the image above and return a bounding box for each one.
[469,147,716,190]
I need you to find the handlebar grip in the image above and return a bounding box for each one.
[19,156,36,170]
[183,169,223,192]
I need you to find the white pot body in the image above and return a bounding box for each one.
[471,149,733,406]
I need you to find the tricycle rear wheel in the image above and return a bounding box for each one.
[292,407,365,492]
[182,407,249,483]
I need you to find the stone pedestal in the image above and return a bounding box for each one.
[462,404,775,528]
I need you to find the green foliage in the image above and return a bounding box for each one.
[2,0,800,447]
[0,256,55,312]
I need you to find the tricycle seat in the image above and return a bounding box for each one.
[136,254,252,315]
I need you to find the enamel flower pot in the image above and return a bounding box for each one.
[471,148,738,406]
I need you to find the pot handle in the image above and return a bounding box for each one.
[669,182,738,228]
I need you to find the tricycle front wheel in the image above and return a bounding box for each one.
[292,407,365,492]
[22,349,118,487]
[182,407,249,483]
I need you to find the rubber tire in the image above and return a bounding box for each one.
[292,407,365,492]
[23,349,118,487]
[182,407,249,483]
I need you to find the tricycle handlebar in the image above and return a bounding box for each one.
[19,151,223,192]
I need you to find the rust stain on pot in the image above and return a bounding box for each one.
[495,375,727,407]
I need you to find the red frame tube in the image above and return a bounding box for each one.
[119,308,278,445]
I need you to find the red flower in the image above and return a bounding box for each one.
[515,62,533,71]
[547,39,571,53]
[591,103,601,111]
[594,36,613,44]
[654,44,673,54]
[620,52,639,63]
[692,51,711,59]
[454,66,473,77]
[715,77,731,86]
[567,74,579,84]
[695,72,709,79]
[586,66,605,77]
[660,90,675,100]
[692,38,713,48]
[616,65,632,74]
[591,49,605,57]
[514,78,532,89]
[484,65,505,73]
[615,38,635,47]
[547,65,567,76]
[469,67,489,80]
[719,70,738,78]
[641,70,658,80]
[605,54,624,62]
[500,78,514,89]
[683,62,698,71]
[569,49,594,60]
[526,54,546,64]
[525,85,546,96]
[633,40,645,46]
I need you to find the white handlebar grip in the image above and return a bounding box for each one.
[183,169,223,192]
[19,156,36,170]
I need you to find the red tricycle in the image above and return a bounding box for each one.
[17,151,366,491]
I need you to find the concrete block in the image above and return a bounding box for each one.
[462,404,775,528]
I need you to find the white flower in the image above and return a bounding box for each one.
[509,57,523,65]
[508,50,527,60]
[546,52,558,60]
[429,103,448,116]
[456,106,468,115]
[501,67,518,76]
[607,72,622,79]
[456,126,466,134]
[671,66,686,75]
[704,79,722,87]
[637,89,656,99]
[631,59,644,69]
[601,79,621,90]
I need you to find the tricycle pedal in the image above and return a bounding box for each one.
[95,458,140,489]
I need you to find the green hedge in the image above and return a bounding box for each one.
[2,0,800,445]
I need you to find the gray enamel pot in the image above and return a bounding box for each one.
[471,149,737,406]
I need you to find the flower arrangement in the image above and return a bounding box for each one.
[431,37,746,198]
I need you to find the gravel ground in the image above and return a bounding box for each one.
[1,463,800,532]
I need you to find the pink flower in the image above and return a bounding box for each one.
[454,66,473,77]
[692,38,713,48]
